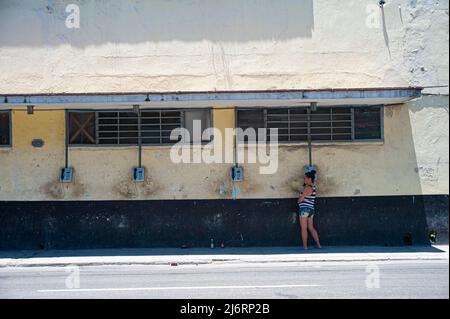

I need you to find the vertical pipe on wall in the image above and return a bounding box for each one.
[233,107,237,166]
[136,105,142,168]
[307,107,312,166]
[64,110,69,168]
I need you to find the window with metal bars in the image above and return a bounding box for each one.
[68,109,211,146]
[0,110,11,146]
[236,106,383,143]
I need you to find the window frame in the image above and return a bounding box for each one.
[352,106,384,142]
[236,105,384,144]
[0,110,12,148]
[67,110,97,146]
[67,108,213,147]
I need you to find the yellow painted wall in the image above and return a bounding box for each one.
[12,110,65,149]
[0,110,66,200]
[213,107,235,163]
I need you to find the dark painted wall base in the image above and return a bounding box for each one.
[0,195,448,250]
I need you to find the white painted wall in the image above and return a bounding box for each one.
[408,95,449,195]
[0,0,448,94]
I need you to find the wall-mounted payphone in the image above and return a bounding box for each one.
[231,166,244,182]
[133,167,145,182]
[60,167,73,183]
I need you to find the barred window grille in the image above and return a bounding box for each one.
[97,111,139,145]
[237,106,382,143]
[141,110,182,145]
[0,110,11,146]
[68,109,209,146]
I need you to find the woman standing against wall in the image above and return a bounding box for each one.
[297,168,322,250]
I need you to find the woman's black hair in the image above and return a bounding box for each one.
[305,171,316,183]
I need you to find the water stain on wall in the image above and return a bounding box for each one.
[115,180,138,199]
[385,106,394,118]
[40,167,87,199]
[211,169,257,198]
[114,171,161,199]
[285,165,338,197]
[217,182,230,196]
[288,176,303,193]
[315,176,338,196]
[236,176,255,194]
[142,176,160,197]
[41,181,64,199]
[211,171,231,197]
[68,182,87,198]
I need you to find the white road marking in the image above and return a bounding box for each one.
[38,284,320,293]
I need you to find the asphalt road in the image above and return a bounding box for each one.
[0,260,448,299]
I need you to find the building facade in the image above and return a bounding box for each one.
[0,0,448,249]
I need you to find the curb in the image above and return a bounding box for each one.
[1,254,448,268]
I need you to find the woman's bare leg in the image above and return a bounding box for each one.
[307,217,321,248]
[300,217,309,249]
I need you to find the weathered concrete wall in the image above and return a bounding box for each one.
[408,94,449,195]
[0,0,448,94]
[0,1,448,200]
[0,195,447,250]
[239,96,449,198]
[0,95,448,200]
[0,1,448,250]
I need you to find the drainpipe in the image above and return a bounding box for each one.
[64,110,69,169]
[233,107,238,167]
[230,107,242,200]
[60,109,73,183]
[134,105,142,168]
[307,102,318,166]
[131,105,145,182]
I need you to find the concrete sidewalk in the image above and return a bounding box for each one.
[0,245,448,268]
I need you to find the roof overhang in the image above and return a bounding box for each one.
[0,87,422,109]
